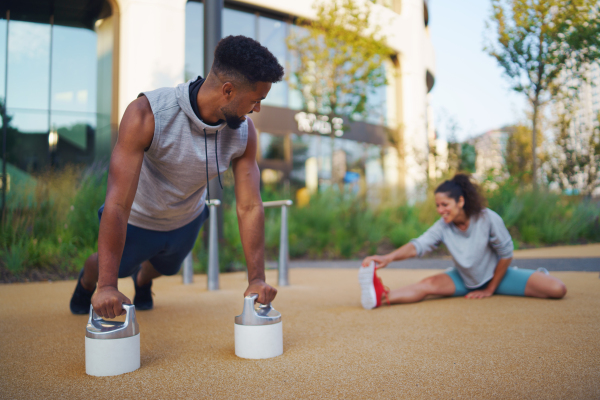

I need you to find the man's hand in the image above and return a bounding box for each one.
[465,289,494,299]
[361,255,391,269]
[244,279,277,305]
[91,286,132,318]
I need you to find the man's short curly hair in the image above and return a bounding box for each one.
[212,35,284,88]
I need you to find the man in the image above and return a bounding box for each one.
[70,35,283,318]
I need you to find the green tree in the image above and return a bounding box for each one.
[485,0,600,189]
[459,143,477,173]
[504,122,544,183]
[286,0,394,184]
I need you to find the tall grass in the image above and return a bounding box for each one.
[1,167,598,281]
[0,165,106,279]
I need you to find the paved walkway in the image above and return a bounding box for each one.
[289,243,600,272]
[1,267,599,399]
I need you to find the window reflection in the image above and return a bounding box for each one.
[6,109,49,134]
[290,134,373,187]
[51,26,97,114]
[7,21,51,113]
[259,16,287,107]
[0,19,6,107]
[223,8,255,39]
[365,69,387,126]
[185,1,204,80]
[2,1,113,172]
[260,132,285,160]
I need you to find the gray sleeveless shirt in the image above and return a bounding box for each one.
[128,80,248,231]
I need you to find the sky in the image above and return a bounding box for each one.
[428,0,528,141]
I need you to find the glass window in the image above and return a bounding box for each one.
[0,18,6,108]
[3,1,113,172]
[259,16,287,107]
[365,144,384,185]
[95,16,114,160]
[51,26,97,114]
[290,133,309,182]
[223,8,255,40]
[260,132,285,160]
[7,20,51,132]
[50,25,98,154]
[364,64,387,126]
[287,24,308,110]
[185,1,204,80]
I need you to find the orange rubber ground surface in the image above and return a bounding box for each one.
[1,268,599,399]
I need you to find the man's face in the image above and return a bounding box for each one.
[220,81,272,129]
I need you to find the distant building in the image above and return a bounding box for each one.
[471,128,509,182]
[551,61,600,196]
[571,62,600,132]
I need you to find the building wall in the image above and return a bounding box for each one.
[472,129,508,182]
[111,0,435,197]
[114,0,187,122]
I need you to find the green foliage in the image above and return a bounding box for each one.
[459,143,477,173]
[286,0,393,120]
[1,168,599,281]
[0,166,107,277]
[486,178,600,244]
[486,0,600,100]
[485,0,600,185]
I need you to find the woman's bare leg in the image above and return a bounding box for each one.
[524,272,567,299]
[388,273,456,304]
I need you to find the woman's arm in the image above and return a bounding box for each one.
[361,242,418,269]
[465,257,512,299]
[362,220,444,269]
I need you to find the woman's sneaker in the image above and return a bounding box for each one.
[536,267,550,275]
[358,261,390,310]
[70,269,95,315]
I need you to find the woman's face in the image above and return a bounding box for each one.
[435,192,465,224]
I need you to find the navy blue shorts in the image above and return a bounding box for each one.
[98,205,209,277]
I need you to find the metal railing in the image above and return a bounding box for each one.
[182,199,293,288]
[263,200,293,287]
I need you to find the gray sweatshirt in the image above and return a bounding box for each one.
[128,80,248,231]
[410,208,513,288]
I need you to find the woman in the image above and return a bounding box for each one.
[359,174,567,309]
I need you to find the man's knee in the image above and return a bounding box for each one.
[85,253,98,270]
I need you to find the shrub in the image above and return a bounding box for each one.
[1,166,598,282]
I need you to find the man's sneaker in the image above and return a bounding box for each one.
[358,261,390,310]
[70,269,95,315]
[132,267,153,310]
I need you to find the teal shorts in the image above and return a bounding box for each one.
[445,267,536,297]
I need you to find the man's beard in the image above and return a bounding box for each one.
[221,104,245,130]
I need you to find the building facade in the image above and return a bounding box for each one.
[1,0,435,196]
[472,129,509,182]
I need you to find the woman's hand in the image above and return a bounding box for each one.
[465,289,494,299]
[361,255,391,269]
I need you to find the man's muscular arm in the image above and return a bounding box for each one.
[232,117,277,304]
[91,96,155,319]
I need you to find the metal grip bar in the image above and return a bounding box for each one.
[182,199,292,288]
[263,200,293,208]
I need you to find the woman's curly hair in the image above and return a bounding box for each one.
[435,174,487,217]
